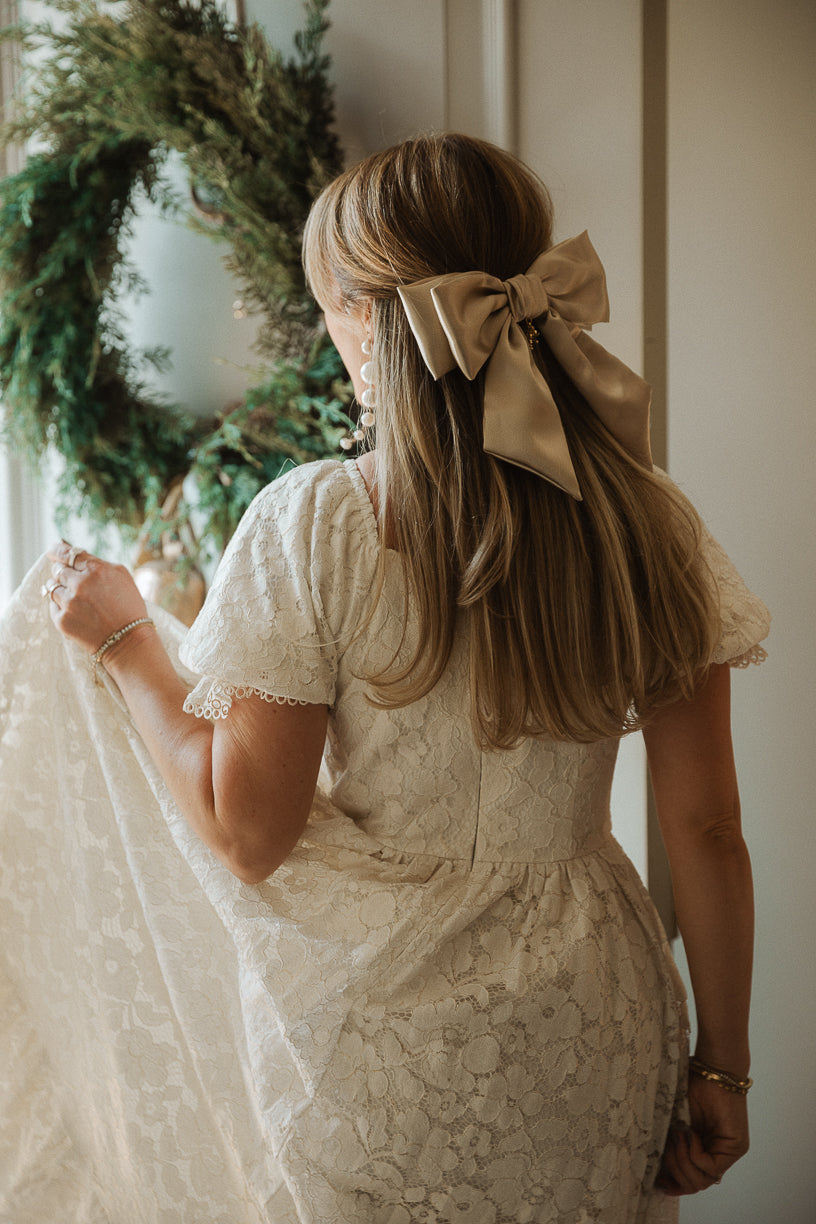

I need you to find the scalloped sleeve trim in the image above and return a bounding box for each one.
[183,678,312,721]
[723,643,768,669]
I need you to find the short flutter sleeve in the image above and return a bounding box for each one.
[700,523,771,668]
[178,461,376,718]
[652,468,770,668]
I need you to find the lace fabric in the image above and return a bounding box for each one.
[697,526,771,668]
[651,468,771,670]
[183,680,310,719]
[0,459,769,1223]
[177,461,380,716]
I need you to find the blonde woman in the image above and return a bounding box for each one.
[1,135,769,1222]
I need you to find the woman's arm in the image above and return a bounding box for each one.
[47,543,326,884]
[643,662,753,1194]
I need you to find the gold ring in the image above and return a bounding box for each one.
[41,578,64,603]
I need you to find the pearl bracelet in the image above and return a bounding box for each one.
[689,1056,753,1095]
[92,618,154,681]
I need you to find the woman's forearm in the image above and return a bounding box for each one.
[643,664,754,1079]
[668,824,754,1077]
[101,624,223,853]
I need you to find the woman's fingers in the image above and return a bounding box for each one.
[43,542,147,651]
[658,1074,749,1198]
[657,1126,724,1196]
[47,539,90,571]
[49,561,75,591]
[45,542,91,615]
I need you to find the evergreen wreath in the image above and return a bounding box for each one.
[0,0,352,557]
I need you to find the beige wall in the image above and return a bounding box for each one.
[666,2,816,1219]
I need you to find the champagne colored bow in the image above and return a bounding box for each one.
[397,231,652,499]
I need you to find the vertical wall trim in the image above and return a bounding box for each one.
[642,0,668,469]
[482,0,518,153]
[0,0,46,603]
[0,0,23,178]
[642,0,675,936]
[443,0,451,128]
[0,453,44,606]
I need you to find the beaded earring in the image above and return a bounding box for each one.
[339,336,376,451]
[359,338,376,427]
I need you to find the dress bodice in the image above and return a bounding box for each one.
[324,592,619,866]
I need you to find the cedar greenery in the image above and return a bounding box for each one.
[0,0,352,554]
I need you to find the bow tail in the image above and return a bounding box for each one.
[543,320,653,471]
[482,322,583,499]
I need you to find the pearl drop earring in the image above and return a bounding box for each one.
[359,338,376,427]
[339,337,376,452]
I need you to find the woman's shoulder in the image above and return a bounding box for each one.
[251,457,361,508]
[240,458,377,545]
[180,459,381,695]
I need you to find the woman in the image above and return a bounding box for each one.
[0,134,769,1222]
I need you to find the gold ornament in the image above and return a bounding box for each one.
[133,482,206,628]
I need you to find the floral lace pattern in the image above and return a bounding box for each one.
[651,469,771,670]
[0,460,769,1223]
[701,526,771,668]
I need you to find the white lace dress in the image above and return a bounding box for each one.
[0,459,770,1224]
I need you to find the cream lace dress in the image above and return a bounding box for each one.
[0,459,769,1224]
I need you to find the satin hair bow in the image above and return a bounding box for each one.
[397,231,652,499]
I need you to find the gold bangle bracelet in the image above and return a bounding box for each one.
[689,1056,753,1095]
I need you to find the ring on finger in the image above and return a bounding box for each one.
[41,578,64,603]
[65,543,83,568]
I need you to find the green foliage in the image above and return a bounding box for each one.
[0,0,351,555]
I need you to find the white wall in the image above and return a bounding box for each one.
[666,2,816,1219]
[118,154,260,422]
[518,0,644,369]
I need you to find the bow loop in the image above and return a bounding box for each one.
[397,232,652,498]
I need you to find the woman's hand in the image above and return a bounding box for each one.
[45,540,148,654]
[656,1074,750,1196]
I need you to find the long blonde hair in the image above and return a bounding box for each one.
[304,133,719,748]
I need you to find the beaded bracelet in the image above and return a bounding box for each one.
[689,1056,753,1095]
[92,618,154,682]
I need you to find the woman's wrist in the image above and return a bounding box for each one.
[97,620,157,679]
[689,1056,753,1094]
[692,1041,750,1082]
